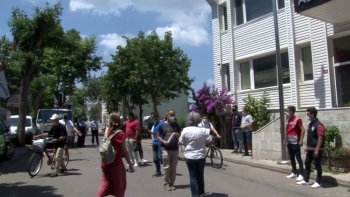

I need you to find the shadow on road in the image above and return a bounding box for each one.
[203,192,229,197]
[0,182,63,197]
[0,149,34,175]
[175,184,191,189]
[322,176,338,188]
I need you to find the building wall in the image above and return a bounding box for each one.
[207,0,339,110]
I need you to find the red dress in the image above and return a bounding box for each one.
[97,132,126,197]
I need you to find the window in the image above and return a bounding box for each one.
[222,64,231,92]
[253,52,289,89]
[235,0,285,26]
[333,35,350,64]
[11,118,32,127]
[240,62,251,90]
[221,5,228,31]
[301,46,313,81]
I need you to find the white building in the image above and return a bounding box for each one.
[206,0,350,110]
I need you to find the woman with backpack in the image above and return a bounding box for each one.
[97,112,135,197]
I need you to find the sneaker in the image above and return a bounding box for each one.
[311,182,321,188]
[133,163,138,167]
[296,175,304,181]
[170,185,176,190]
[141,159,148,163]
[286,173,297,179]
[164,184,172,191]
[297,180,309,185]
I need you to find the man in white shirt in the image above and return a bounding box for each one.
[60,115,81,148]
[198,114,221,139]
[240,107,253,156]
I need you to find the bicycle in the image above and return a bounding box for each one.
[206,137,223,169]
[27,137,69,177]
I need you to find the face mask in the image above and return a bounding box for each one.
[203,119,208,123]
[306,115,311,121]
[232,108,236,112]
[168,116,175,123]
[285,112,291,119]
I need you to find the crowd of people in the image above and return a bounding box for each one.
[35,104,325,196]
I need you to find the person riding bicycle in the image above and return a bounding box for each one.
[198,114,221,139]
[35,114,68,177]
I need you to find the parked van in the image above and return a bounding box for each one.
[10,115,34,145]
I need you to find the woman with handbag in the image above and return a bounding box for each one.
[97,112,134,197]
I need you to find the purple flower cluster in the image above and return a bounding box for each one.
[191,83,234,115]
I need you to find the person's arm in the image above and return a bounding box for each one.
[314,125,325,157]
[135,122,140,141]
[71,122,82,136]
[210,123,221,138]
[121,138,134,172]
[298,119,305,146]
[157,126,169,146]
[35,132,49,138]
[246,116,254,128]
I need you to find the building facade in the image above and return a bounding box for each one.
[206,0,350,110]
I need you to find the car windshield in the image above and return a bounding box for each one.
[11,118,32,127]
[37,109,73,123]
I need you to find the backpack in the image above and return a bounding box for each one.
[99,128,121,165]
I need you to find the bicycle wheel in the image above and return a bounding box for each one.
[210,147,223,169]
[178,143,186,161]
[64,149,69,166]
[27,152,43,177]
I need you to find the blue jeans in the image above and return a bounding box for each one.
[242,130,252,155]
[232,128,242,151]
[186,158,206,197]
[152,143,162,172]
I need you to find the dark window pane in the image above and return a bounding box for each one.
[302,47,313,81]
[254,54,277,89]
[278,0,285,9]
[281,53,290,84]
[333,35,350,63]
[226,65,231,91]
[235,0,244,25]
[223,6,228,30]
[240,62,251,90]
[245,0,273,22]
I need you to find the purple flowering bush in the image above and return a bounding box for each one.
[190,83,234,116]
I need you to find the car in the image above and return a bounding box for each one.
[0,119,15,160]
[10,115,34,145]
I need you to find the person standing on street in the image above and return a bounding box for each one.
[90,118,100,146]
[124,112,140,167]
[285,106,305,181]
[61,115,81,148]
[35,114,67,177]
[146,112,164,177]
[180,111,212,197]
[77,118,88,147]
[157,109,182,191]
[240,107,253,156]
[297,107,325,188]
[231,105,242,153]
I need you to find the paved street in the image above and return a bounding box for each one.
[0,136,349,197]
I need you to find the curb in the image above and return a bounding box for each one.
[0,146,30,176]
[222,157,350,188]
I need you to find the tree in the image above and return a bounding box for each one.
[8,3,64,145]
[0,36,21,108]
[243,92,271,131]
[89,103,101,121]
[69,88,87,119]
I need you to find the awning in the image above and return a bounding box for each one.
[295,0,350,24]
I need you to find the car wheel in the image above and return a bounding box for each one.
[4,142,15,160]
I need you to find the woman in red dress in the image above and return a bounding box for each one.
[97,112,134,197]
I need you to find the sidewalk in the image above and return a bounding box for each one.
[142,139,350,188]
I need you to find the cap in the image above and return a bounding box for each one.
[50,114,60,120]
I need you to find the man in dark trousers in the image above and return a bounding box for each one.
[90,118,99,146]
[231,105,242,153]
[297,107,325,189]
[77,118,88,147]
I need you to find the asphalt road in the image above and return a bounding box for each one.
[0,136,349,197]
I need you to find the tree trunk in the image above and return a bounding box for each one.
[33,88,45,115]
[151,94,158,114]
[17,74,31,146]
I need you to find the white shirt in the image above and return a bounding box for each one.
[241,114,253,132]
[59,119,74,136]
[198,121,213,129]
[179,126,211,160]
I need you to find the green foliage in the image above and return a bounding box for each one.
[176,117,186,128]
[69,88,86,119]
[243,92,271,131]
[324,125,340,146]
[323,125,345,170]
[89,103,101,120]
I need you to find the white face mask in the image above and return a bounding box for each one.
[306,115,311,121]
[285,112,291,119]
[203,119,208,123]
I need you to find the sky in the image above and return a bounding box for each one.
[0,0,215,93]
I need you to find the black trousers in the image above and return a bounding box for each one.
[304,150,323,183]
[91,130,99,145]
[287,144,304,175]
[77,134,86,147]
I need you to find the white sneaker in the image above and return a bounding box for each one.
[133,163,138,167]
[296,175,304,182]
[141,159,148,163]
[286,173,297,179]
[311,182,321,188]
[297,180,309,185]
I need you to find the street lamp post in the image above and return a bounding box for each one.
[272,0,289,164]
